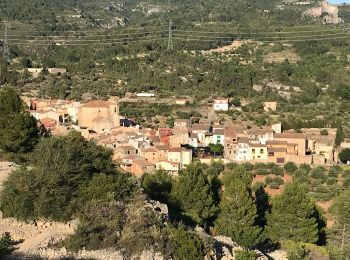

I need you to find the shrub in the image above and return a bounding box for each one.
[284,162,298,174]
[235,250,257,260]
[339,149,350,164]
[310,167,327,181]
[255,168,269,175]
[320,129,328,136]
[326,177,337,186]
[265,176,274,185]
[171,225,205,260]
[269,183,281,189]
[299,164,311,173]
[343,177,350,187]
[328,166,342,178]
[273,177,285,186]
[271,165,284,176]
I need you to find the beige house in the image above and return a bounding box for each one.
[167,148,192,168]
[174,119,191,129]
[274,133,307,156]
[175,98,188,105]
[156,161,180,174]
[264,102,277,112]
[78,98,119,133]
[249,144,268,161]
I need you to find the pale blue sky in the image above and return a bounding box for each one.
[328,0,350,4]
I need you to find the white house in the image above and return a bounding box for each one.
[213,98,229,111]
[235,137,250,161]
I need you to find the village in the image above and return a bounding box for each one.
[22,94,350,178]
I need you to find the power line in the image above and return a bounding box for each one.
[167,20,174,50]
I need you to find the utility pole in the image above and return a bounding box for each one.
[167,19,173,51]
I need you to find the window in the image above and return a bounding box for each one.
[252,149,255,154]
[260,149,264,154]
[114,107,117,113]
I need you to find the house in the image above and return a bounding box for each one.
[249,129,274,144]
[267,147,287,164]
[40,117,57,131]
[136,93,155,98]
[142,147,163,164]
[78,98,119,133]
[113,146,138,160]
[167,148,192,168]
[27,67,67,78]
[274,133,307,156]
[236,137,250,161]
[212,129,225,145]
[264,102,277,112]
[249,143,268,161]
[213,98,229,111]
[156,161,180,174]
[130,159,155,177]
[175,98,188,105]
[174,119,191,129]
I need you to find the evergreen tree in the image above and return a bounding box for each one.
[216,176,262,248]
[265,182,319,244]
[335,124,343,147]
[171,163,218,227]
[171,225,205,260]
[0,87,39,154]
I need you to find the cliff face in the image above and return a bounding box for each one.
[304,1,343,24]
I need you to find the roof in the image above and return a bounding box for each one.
[156,160,180,166]
[238,137,249,143]
[175,119,190,123]
[40,117,57,124]
[249,129,274,136]
[81,100,112,108]
[142,147,159,153]
[250,143,267,148]
[274,133,306,139]
[133,159,154,167]
[117,146,136,151]
[191,124,210,131]
[268,147,287,153]
[266,140,288,146]
[224,129,237,138]
[190,133,199,139]
[214,129,225,135]
[169,148,182,152]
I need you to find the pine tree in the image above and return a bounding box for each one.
[216,176,262,248]
[335,124,343,147]
[171,163,218,227]
[265,182,319,244]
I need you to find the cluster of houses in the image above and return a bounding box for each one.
[23,96,348,177]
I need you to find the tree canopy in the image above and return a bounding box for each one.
[266,182,319,244]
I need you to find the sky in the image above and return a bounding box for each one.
[328,0,350,4]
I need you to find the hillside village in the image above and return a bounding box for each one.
[24,95,350,178]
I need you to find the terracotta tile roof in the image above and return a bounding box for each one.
[142,147,159,153]
[238,137,249,143]
[133,159,154,167]
[81,100,111,108]
[249,129,274,135]
[250,143,267,148]
[268,147,287,153]
[274,133,306,139]
[214,129,225,135]
[266,140,288,146]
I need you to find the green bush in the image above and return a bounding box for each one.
[328,166,342,178]
[171,225,205,260]
[299,164,311,173]
[343,177,350,187]
[326,177,337,186]
[235,250,257,260]
[284,162,298,174]
[310,167,327,181]
[271,165,284,176]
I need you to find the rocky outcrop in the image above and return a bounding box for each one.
[304,1,343,24]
